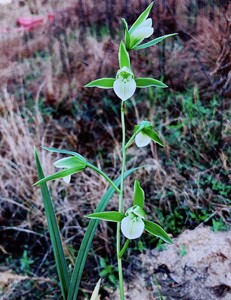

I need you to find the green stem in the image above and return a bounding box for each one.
[125,132,136,149]
[117,101,126,300]
[86,162,121,194]
[119,239,130,258]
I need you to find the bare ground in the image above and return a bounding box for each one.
[113,226,231,300]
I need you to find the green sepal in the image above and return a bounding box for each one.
[42,146,87,163]
[119,41,130,68]
[85,211,125,222]
[54,156,86,169]
[129,2,154,34]
[135,78,168,88]
[84,78,115,89]
[33,167,85,186]
[133,33,178,50]
[133,180,145,209]
[144,220,173,244]
[134,120,152,133]
[126,205,146,219]
[142,128,164,147]
[121,18,130,49]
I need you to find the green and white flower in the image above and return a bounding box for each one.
[121,205,146,239]
[86,180,173,245]
[33,147,87,185]
[129,18,154,49]
[122,2,177,50]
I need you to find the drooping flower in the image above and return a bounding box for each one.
[135,131,152,148]
[33,147,87,186]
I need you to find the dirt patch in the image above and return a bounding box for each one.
[113,226,231,299]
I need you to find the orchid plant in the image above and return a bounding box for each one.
[34,2,177,300]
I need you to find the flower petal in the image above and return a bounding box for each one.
[131,26,153,40]
[135,132,151,147]
[113,77,136,101]
[63,175,71,184]
[121,215,144,239]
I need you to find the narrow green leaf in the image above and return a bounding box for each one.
[119,41,130,68]
[67,167,140,300]
[121,18,130,49]
[129,2,154,34]
[133,33,178,50]
[54,156,85,169]
[84,78,115,89]
[33,167,84,186]
[42,146,87,163]
[133,180,145,209]
[142,128,164,147]
[85,211,125,222]
[144,220,173,244]
[34,149,70,299]
[135,78,168,88]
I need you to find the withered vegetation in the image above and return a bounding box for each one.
[0,0,230,299]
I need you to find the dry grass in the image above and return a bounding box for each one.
[0,0,230,298]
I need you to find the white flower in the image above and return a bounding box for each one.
[54,158,72,183]
[113,67,136,101]
[130,18,154,48]
[53,156,85,184]
[121,214,145,239]
[135,131,151,147]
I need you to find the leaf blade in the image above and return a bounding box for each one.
[142,128,164,147]
[33,167,84,186]
[84,78,115,89]
[144,220,173,244]
[85,211,125,222]
[34,149,70,299]
[129,2,154,34]
[133,180,145,209]
[42,146,87,163]
[119,41,130,68]
[133,33,178,50]
[135,78,168,88]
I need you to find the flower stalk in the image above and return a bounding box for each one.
[116,100,127,300]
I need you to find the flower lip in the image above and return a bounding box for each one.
[121,215,145,240]
[113,67,136,101]
[135,131,151,147]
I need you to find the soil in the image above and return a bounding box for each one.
[113,226,231,300]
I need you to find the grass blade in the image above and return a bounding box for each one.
[34,148,70,299]
[67,167,139,300]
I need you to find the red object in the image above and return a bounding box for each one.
[16,13,55,31]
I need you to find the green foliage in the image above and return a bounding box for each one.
[211,219,229,232]
[20,248,34,274]
[99,257,118,287]
[133,180,145,209]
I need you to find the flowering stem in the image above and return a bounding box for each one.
[117,101,126,300]
[119,239,130,258]
[86,162,121,194]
